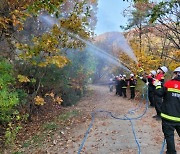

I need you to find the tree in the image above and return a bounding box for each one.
[121,0,179,73]
[0,0,98,148]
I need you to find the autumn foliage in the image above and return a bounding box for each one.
[0,0,97,149]
[119,0,179,75]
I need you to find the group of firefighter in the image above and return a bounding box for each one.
[109,66,180,154]
[111,73,137,100]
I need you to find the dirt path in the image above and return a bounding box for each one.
[18,85,180,154]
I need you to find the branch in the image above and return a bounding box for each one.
[158,18,180,35]
[154,26,180,49]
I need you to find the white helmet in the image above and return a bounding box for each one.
[160,66,168,73]
[173,67,180,73]
[130,73,134,77]
[150,70,156,76]
[119,74,122,77]
[123,74,126,78]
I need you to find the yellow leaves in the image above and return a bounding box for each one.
[11,14,16,20]
[14,1,92,69]
[18,52,32,60]
[34,96,45,106]
[168,63,179,71]
[45,92,63,105]
[2,8,30,31]
[38,62,48,67]
[0,17,11,29]
[45,92,54,98]
[46,56,69,68]
[55,96,63,105]
[51,25,63,36]
[37,56,69,68]
[121,37,179,75]
[17,75,30,83]
[17,33,69,68]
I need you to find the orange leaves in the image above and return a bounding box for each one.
[45,92,55,98]
[69,73,86,91]
[34,96,46,106]
[0,1,31,31]
[55,96,63,105]
[45,92,63,105]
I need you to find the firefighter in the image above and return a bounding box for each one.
[156,66,168,84]
[128,73,137,99]
[155,66,180,154]
[117,74,123,96]
[140,70,156,107]
[109,77,114,92]
[115,76,119,95]
[153,66,168,119]
[122,74,128,98]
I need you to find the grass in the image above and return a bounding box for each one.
[57,110,79,121]
[42,122,58,131]
[31,134,47,147]
[22,140,31,148]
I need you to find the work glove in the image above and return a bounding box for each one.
[139,76,143,79]
[153,80,161,87]
[146,82,149,86]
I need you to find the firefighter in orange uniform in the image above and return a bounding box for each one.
[155,67,180,154]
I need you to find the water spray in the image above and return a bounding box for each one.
[39,14,133,72]
[68,33,130,71]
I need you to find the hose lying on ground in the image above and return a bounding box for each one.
[77,86,166,154]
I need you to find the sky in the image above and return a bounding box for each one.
[94,0,131,35]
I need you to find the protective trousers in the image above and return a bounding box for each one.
[154,95,162,116]
[118,88,122,96]
[130,87,135,99]
[148,90,155,106]
[115,85,118,95]
[122,88,127,98]
[162,119,180,154]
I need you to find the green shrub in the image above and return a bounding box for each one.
[0,60,19,124]
[0,60,27,147]
[5,124,22,146]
